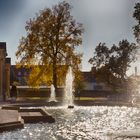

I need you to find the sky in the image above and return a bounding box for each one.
[0,0,140,74]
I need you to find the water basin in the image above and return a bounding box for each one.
[0,106,140,140]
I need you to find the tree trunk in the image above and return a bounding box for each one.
[53,58,57,92]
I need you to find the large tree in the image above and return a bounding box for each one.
[16,1,83,89]
[133,2,140,43]
[89,40,138,89]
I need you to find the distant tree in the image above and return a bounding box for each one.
[133,2,140,43]
[16,1,84,89]
[89,43,110,68]
[110,40,137,80]
[89,40,138,89]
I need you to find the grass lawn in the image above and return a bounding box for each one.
[17,97,107,101]
[77,97,107,101]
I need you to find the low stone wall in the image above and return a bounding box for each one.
[77,90,130,101]
[17,87,64,98]
[16,88,130,102]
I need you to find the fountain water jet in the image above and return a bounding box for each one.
[64,66,74,108]
[49,84,57,102]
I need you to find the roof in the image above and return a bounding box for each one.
[82,72,96,83]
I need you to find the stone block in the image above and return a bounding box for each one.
[19,108,55,123]
[0,110,24,132]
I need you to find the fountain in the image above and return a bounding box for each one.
[1,75,140,139]
[1,66,140,140]
[48,84,57,102]
[65,66,74,108]
[132,89,140,106]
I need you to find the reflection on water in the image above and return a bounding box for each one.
[1,106,140,140]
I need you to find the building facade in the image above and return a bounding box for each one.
[0,42,11,101]
[10,65,30,86]
[10,65,110,91]
[82,71,111,91]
